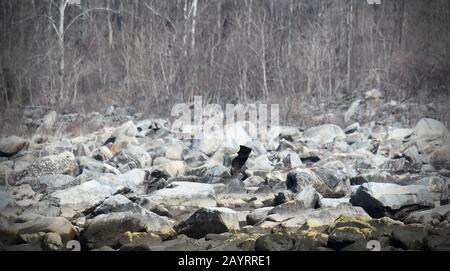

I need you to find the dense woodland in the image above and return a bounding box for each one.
[2,1,450,254]
[0,0,449,117]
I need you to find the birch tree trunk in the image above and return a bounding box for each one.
[182,0,188,57]
[346,0,353,94]
[107,0,113,47]
[58,0,67,103]
[190,0,198,52]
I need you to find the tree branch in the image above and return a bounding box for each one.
[64,7,114,33]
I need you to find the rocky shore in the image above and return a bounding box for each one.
[1,96,450,251]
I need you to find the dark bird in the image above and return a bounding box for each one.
[103,136,116,146]
[0,150,13,158]
[231,145,252,176]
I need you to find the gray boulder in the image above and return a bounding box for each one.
[382,157,420,174]
[144,181,216,208]
[414,176,449,204]
[246,207,274,225]
[286,167,351,198]
[165,139,189,160]
[51,180,114,217]
[350,182,435,219]
[90,194,139,216]
[304,124,345,145]
[430,145,450,170]
[258,205,370,229]
[16,216,76,241]
[295,186,322,209]
[82,211,174,249]
[350,172,399,185]
[91,146,113,161]
[0,136,28,157]
[0,215,18,245]
[319,198,351,208]
[15,151,79,180]
[110,120,138,140]
[96,169,149,195]
[174,207,240,239]
[78,156,121,175]
[108,145,152,170]
[414,118,448,142]
[404,204,450,225]
[37,174,76,191]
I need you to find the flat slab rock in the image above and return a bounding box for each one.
[50,180,114,217]
[82,211,174,249]
[350,182,435,219]
[145,181,217,208]
[256,205,370,229]
[286,167,351,198]
[174,207,240,239]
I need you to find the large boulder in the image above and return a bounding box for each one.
[165,139,189,160]
[15,151,79,180]
[271,150,303,169]
[96,169,149,195]
[258,205,370,230]
[255,229,329,251]
[286,167,351,198]
[82,211,174,249]
[50,180,114,217]
[0,136,28,158]
[268,199,309,218]
[404,204,450,225]
[174,207,240,238]
[382,157,420,174]
[222,123,253,152]
[0,215,18,245]
[413,176,449,204]
[77,156,121,175]
[246,207,274,225]
[37,174,76,192]
[414,118,448,142]
[91,146,113,161]
[304,124,345,145]
[429,145,450,170]
[350,182,435,219]
[243,176,265,189]
[386,128,414,142]
[319,198,350,208]
[295,186,322,209]
[111,120,138,140]
[152,159,188,177]
[144,181,216,208]
[108,145,152,170]
[15,216,76,241]
[327,215,376,250]
[390,224,429,250]
[350,172,399,186]
[89,194,142,217]
[245,155,274,176]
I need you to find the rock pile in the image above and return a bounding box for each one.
[0,99,449,251]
